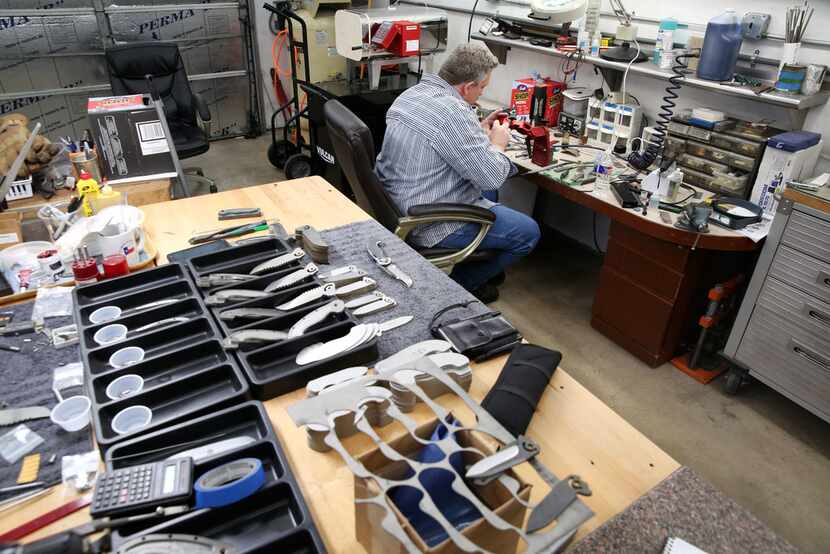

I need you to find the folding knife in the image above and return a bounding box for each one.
[367,241,413,287]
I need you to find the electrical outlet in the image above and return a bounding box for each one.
[742,12,771,40]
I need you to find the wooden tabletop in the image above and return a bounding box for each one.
[0,177,680,550]
[508,142,759,252]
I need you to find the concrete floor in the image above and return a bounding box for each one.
[200,138,829,553]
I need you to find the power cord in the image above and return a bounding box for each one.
[467,0,482,42]
[592,212,605,254]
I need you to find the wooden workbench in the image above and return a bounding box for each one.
[0,177,679,550]
[509,146,760,367]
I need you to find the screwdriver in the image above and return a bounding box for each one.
[188,220,268,245]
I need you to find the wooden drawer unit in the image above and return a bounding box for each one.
[736,305,830,421]
[768,245,830,305]
[781,210,830,265]
[604,242,684,302]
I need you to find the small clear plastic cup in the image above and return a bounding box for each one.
[109,346,145,369]
[50,396,91,432]
[93,324,127,346]
[111,405,152,435]
[89,305,122,324]
[105,374,144,400]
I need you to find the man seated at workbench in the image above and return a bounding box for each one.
[375,43,541,303]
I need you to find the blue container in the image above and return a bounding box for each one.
[697,10,744,82]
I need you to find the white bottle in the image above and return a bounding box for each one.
[659,29,675,70]
[666,169,684,202]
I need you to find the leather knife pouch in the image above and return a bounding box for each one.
[430,302,522,361]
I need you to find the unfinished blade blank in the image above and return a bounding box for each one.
[222,329,290,350]
[334,277,377,299]
[287,300,345,338]
[205,289,272,306]
[218,307,281,322]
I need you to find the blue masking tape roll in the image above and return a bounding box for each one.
[194,458,265,509]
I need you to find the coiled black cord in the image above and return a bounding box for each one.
[628,52,699,171]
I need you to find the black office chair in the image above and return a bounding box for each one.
[324,99,497,274]
[105,42,217,196]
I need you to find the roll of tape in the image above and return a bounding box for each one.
[194,458,265,509]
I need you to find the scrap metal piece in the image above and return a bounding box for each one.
[131,317,189,335]
[275,283,337,311]
[218,307,281,322]
[218,207,262,220]
[205,289,271,306]
[306,366,369,397]
[352,295,397,317]
[196,273,257,289]
[249,248,306,275]
[288,300,345,338]
[264,263,318,292]
[286,357,594,553]
[334,277,377,299]
[221,329,290,350]
[0,407,50,427]
[367,240,413,287]
[318,266,368,286]
[374,340,453,375]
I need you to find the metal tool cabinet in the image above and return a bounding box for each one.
[723,193,830,423]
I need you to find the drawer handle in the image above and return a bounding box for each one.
[820,271,830,288]
[808,309,830,328]
[792,343,830,371]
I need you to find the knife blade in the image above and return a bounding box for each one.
[334,277,377,299]
[275,283,337,311]
[288,300,345,337]
[352,296,396,316]
[466,436,540,480]
[378,315,413,334]
[0,407,50,427]
[264,263,318,292]
[344,291,385,309]
[384,263,413,288]
[249,248,306,275]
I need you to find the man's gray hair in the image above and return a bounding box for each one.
[438,43,499,86]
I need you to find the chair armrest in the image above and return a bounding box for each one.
[394,203,496,271]
[192,92,211,121]
[407,203,496,224]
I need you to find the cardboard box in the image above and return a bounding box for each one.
[750,140,822,216]
[511,78,566,125]
[0,212,22,251]
[87,95,176,185]
[355,419,530,554]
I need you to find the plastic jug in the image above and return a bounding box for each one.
[697,10,743,82]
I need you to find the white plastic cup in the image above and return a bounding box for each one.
[106,374,144,400]
[94,324,127,346]
[89,305,122,324]
[50,396,91,432]
[112,405,152,435]
[109,346,145,369]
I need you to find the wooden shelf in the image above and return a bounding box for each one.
[473,34,830,112]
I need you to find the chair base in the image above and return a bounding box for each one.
[173,169,217,198]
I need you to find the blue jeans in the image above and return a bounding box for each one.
[436,192,541,291]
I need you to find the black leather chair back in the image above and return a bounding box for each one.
[324,99,402,232]
[105,42,197,130]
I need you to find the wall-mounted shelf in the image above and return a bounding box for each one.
[473,34,830,113]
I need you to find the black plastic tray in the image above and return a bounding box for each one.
[73,264,189,307]
[84,317,220,375]
[93,363,250,450]
[89,340,234,405]
[105,402,325,553]
[187,237,295,280]
[81,297,207,350]
[211,281,328,334]
[238,320,379,400]
[76,279,198,328]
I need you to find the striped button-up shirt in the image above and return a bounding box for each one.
[375,73,515,247]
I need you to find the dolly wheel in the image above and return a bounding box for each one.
[268,140,297,169]
[284,154,313,180]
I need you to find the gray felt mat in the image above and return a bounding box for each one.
[0,301,92,494]
[570,466,799,554]
[319,219,492,359]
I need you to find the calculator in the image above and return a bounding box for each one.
[90,458,194,518]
